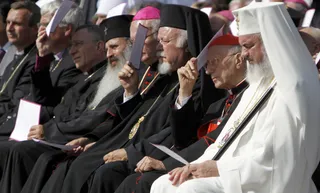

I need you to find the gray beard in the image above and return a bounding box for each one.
[87,63,123,109]
[157,62,172,75]
[245,52,274,85]
[88,44,132,109]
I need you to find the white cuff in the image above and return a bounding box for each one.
[123,91,139,103]
[174,95,192,109]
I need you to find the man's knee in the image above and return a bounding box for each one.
[151,174,175,193]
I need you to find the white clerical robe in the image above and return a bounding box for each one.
[151,61,320,193]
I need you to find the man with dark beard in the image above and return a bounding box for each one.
[151,2,320,193]
[0,24,110,193]
[46,4,224,193]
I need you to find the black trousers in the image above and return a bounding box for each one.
[20,151,71,193]
[0,140,59,193]
[115,171,166,193]
[88,161,131,193]
[0,141,17,182]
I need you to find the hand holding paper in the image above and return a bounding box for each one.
[196,26,224,71]
[150,143,189,165]
[33,138,79,151]
[10,100,41,141]
[46,0,73,36]
[129,24,148,69]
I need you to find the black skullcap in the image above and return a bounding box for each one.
[99,15,134,42]
[159,4,212,56]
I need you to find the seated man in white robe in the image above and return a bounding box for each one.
[151,2,320,193]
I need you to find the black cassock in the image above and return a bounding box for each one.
[115,81,248,193]
[18,63,159,193]
[0,50,82,140]
[34,71,224,193]
[0,60,114,193]
[0,44,37,118]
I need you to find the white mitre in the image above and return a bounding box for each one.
[96,0,127,15]
[232,2,316,84]
[107,3,129,18]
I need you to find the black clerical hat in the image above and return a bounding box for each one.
[99,15,134,42]
[159,4,212,56]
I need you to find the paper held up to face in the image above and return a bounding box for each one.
[129,24,148,69]
[301,9,315,27]
[32,138,78,151]
[196,26,224,71]
[10,100,41,141]
[150,143,189,165]
[46,0,73,36]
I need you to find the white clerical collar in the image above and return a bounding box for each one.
[15,49,24,56]
[0,42,11,52]
[54,50,65,61]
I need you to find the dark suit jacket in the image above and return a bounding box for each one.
[0,44,37,117]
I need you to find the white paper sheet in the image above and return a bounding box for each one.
[129,24,148,69]
[32,138,78,151]
[150,143,189,165]
[46,0,73,36]
[315,52,320,65]
[10,100,41,141]
[301,9,315,27]
[196,26,224,71]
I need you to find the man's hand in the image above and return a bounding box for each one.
[28,125,44,140]
[84,142,96,152]
[65,137,93,155]
[177,58,199,104]
[190,160,219,178]
[36,26,51,57]
[103,148,128,163]
[118,62,139,97]
[135,156,166,173]
[168,165,193,186]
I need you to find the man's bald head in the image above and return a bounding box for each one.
[299,27,320,60]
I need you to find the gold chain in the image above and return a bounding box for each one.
[129,82,179,139]
[217,77,276,148]
[84,65,105,82]
[50,59,63,72]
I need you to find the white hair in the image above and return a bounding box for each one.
[175,29,188,48]
[88,43,132,109]
[228,45,242,55]
[41,0,85,31]
[133,19,160,39]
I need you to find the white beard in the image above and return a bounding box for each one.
[88,46,131,109]
[245,52,274,85]
[157,62,172,75]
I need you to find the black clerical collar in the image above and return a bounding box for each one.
[228,79,248,95]
[87,59,107,75]
[150,61,158,71]
[24,43,36,55]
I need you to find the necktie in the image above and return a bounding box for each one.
[0,49,6,63]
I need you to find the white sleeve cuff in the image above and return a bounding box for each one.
[174,95,192,110]
[123,91,139,103]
